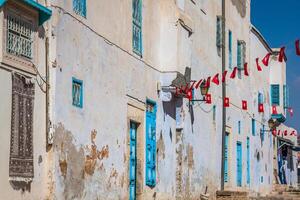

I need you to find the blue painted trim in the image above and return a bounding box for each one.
[0,0,52,25]
[271,114,286,123]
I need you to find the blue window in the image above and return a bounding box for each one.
[224,133,229,182]
[246,137,250,184]
[228,30,232,69]
[261,125,265,143]
[72,77,83,108]
[283,85,289,109]
[145,100,156,187]
[129,122,137,200]
[73,0,86,17]
[216,16,222,55]
[252,119,256,136]
[271,84,280,105]
[238,121,241,134]
[236,142,242,187]
[258,92,264,105]
[133,0,142,55]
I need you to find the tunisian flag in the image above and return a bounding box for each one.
[230,67,238,79]
[224,97,230,107]
[262,53,271,66]
[242,100,247,110]
[212,73,220,85]
[244,63,249,76]
[256,58,262,71]
[296,39,300,56]
[206,94,212,104]
[258,103,264,113]
[272,106,278,115]
[278,47,286,62]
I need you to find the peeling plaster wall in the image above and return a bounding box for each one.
[47,0,286,200]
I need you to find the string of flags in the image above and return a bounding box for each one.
[174,39,299,136]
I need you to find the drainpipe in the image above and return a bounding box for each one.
[220,0,226,191]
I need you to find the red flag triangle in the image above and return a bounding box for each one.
[278,47,286,62]
[262,53,271,66]
[194,79,203,89]
[296,39,300,56]
[256,58,262,71]
[230,67,238,79]
[244,63,249,76]
[212,73,220,85]
[222,70,228,83]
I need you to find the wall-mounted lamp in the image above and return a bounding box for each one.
[190,80,209,102]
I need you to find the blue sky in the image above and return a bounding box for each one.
[251,0,300,132]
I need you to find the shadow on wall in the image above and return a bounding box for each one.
[10,181,31,193]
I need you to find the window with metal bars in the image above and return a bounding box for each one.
[237,40,246,79]
[73,0,86,17]
[216,16,222,56]
[133,0,142,56]
[72,78,83,108]
[6,12,33,59]
[271,84,280,106]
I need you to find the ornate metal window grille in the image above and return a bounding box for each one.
[6,13,33,59]
[72,78,83,108]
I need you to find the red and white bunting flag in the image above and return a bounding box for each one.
[296,39,300,56]
[290,130,297,136]
[242,100,248,110]
[258,103,264,113]
[194,79,203,89]
[262,53,271,66]
[212,73,220,85]
[206,94,212,104]
[272,129,277,137]
[230,67,238,79]
[224,97,230,107]
[278,47,286,62]
[277,130,281,136]
[256,58,262,71]
[244,63,249,76]
[288,108,294,117]
[206,77,211,88]
[272,106,278,115]
[222,70,228,83]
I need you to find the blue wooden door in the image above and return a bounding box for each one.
[129,122,137,200]
[236,142,242,187]
[224,133,229,182]
[145,100,156,187]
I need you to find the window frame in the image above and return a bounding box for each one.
[2,1,38,74]
[72,77,83,108]
[270,84,280,106]
[132,0,143,56]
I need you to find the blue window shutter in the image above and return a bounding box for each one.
[72,77,83,108]
[237,42,241,68]
[236,142,242,187]
[224,133,229,182]
[133,0,142,55]
[258,92,264,104]
[271,84,280,105]
[252,119,255,136]
[261,125,265,142]
[216,16,222,55]
[228,30,232,69]
[145,100,156,187]
[73,0,86,17]
[246,137,250,184]
[283,85,289,109]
